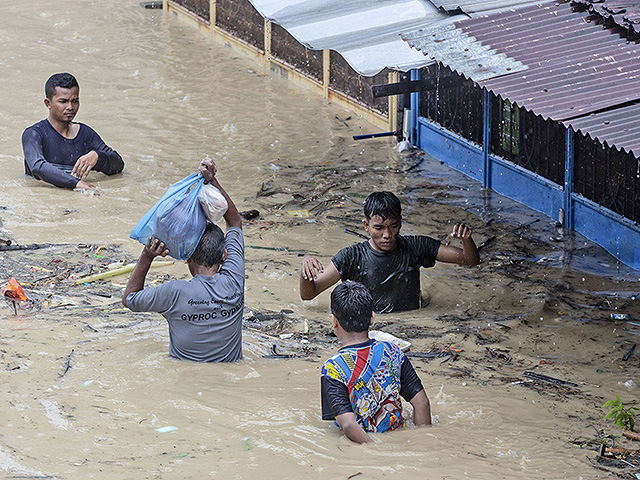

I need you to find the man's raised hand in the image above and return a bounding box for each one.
[199,156,217,184]
[301,256,324,281]
[143,237,170,259]
[450,223,473,239]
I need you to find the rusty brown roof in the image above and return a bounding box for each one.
[569,103,640,153]
[403,1,640,156]
[428,0,546,14]
[572,0,640,33]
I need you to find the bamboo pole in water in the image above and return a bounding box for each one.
[73,260,174,285]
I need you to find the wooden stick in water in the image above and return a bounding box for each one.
[73,260,174,285]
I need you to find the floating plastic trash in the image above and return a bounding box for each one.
[2,277,28,301]
[287,209,310,217]
[155,426,178,433]
[369,330,411,351]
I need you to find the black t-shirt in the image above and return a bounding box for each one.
[332,235,440,313]
[321,339,425,421]
[22,119,124,188]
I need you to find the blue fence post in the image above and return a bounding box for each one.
[564,127,575,229]
[410,69,420,145]
[482,88,492,189]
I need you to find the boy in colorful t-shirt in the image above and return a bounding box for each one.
[320,282,431,443]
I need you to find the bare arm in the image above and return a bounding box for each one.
[409,389,432,426]
[335,412,372,444]
[299,258,341,300]
[435,223,479,266]
[199,157,242,230]
[122,237,169,307]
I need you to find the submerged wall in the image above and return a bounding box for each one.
[163,0,397,132]
[412,66,640,270]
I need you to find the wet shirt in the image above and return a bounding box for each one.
[331,235,440,313]
[22,119,124,188]
[321,339,424,433]
[126,227,244,362]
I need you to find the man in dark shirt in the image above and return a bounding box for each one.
[22,73,124,192]
[321,282,431,443]
[300,191,480,313]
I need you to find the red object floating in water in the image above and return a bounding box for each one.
[2,277,29,301]
[539,359,547,364]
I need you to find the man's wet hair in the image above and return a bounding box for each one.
[45,73,79,100]
[364,191,401,221]
[189,223,226,267]
[331,282,373,333]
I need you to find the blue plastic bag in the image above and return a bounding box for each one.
[130,173,207,261]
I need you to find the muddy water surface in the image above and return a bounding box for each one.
[1,1,640,479]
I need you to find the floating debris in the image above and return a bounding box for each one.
[407,350,453,360]
[369,330,411,351]
[622,344,636,361]
[523,371,578,387]
[58,349,74,379]
[155,426,178,433]
[344,228,367,240]
[262,344,296,359]
[486,347,512,362]
[73,260,174,285]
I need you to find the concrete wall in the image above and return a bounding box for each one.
[164,0,398,132]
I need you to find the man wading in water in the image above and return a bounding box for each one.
[300,191,480,313]
[122,158,245,362]
[22,72,123,193]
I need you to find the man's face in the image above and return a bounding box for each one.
[364,215,401,252]
[45,86,79,123]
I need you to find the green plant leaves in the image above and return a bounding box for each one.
[603,395,639,432]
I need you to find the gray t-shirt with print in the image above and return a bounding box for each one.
[126,227,244,362]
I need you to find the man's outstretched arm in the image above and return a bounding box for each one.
[299,257,341,300]
[122,237,169,307]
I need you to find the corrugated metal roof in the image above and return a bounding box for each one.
[403,1,640,156]
[249,0,453,76]
[247,0,542,76]
[430,0,553,14]
[572,0,640,33]
[569,103,640,154]
[402,22,528,81]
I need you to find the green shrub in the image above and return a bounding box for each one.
[603,395,640,431]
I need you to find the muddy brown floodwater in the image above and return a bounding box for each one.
[1,1,640,479]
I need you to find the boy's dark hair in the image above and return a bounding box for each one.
[330,282,373,333]
[190,223,226,267]
[363,191,401,221]
[45,73,79,100]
